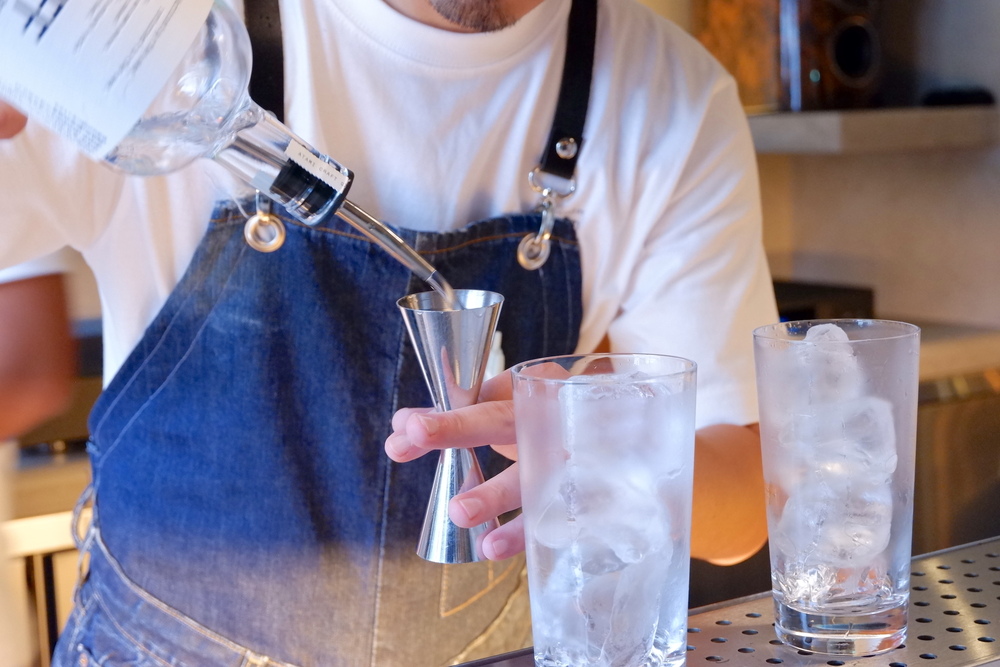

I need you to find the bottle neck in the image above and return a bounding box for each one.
[211,101,352,225]
[212,101,456,304]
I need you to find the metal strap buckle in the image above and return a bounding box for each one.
[518,167,576,270]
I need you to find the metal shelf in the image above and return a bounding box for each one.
[748,106,1000,155]
[458,537,1000,667]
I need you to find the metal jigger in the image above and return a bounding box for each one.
[397,289,504,564]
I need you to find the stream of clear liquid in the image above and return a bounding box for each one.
[426,273,459,310]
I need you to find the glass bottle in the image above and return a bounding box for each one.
[0,0,453,300]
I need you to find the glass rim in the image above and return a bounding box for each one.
[753,318,921,342]
[511,352,696,382]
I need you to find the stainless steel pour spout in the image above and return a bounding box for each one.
[397,289,504,564]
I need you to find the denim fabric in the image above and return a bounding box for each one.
[54,206,581,667]
[53,528,300,667]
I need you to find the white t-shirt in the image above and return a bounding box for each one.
[0,0,776,428]
[0,249,72,283]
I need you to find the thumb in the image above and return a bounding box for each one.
[0,104,28,139]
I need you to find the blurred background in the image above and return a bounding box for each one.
[6,1,1000,663]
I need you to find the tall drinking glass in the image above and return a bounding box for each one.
[753,319,920,655]
[512,353,697,667]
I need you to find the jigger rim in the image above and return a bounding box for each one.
[397,288,504,312]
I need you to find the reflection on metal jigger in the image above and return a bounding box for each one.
[397,289,504,564]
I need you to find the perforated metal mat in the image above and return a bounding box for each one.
[458,537,1000,667]
[684,537,1000,667]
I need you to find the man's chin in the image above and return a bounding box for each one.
[429,0,517,33]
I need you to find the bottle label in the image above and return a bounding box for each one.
[285,141,350,195]
[0,0,213,158]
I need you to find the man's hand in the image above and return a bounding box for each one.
[385,369,525,561]
[385,369,769,566]
[0,103,27,139]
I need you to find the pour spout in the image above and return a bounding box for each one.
[336,199,456,304]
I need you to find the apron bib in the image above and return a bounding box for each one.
[54,208,582,667]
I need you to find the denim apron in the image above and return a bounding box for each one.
[52,207,582,667]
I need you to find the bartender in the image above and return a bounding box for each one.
[0,0,775,664]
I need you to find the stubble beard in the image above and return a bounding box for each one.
[429,0,517,32]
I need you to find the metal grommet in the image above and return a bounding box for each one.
[243,213,286,253]
[517,233,551,271]
[555,137,578,160]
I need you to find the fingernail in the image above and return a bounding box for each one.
[386,435,411,460]
[455,497,483,521]
[416,414,439,436]
[485,537,508,560]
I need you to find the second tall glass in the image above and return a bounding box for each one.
[754,319,920,655]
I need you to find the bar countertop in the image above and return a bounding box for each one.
[458,536,1000,667]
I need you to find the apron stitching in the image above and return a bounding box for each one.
[539,264,551,355]
[92,533,296,662]
[420,233,578,256]
[282,214,579,256]
[97,244,253,464]
[92,592,174,667]
[368,268,413,667]
[439,560,520,618]
[569,246,583,350]
[89,283,205,441]
[369,462,392,667]
[91,235,249,442]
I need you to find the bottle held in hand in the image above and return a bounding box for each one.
[0,0,453,299]
[1,0,347,223]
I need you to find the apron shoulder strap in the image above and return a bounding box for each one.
[245,0,285,123]
[538,0,597,181]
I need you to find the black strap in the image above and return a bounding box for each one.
[538,0,597,181]
[244,0,285,123]
[243,0,596,180]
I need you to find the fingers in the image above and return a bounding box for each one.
[450,463,521,527]
[385,398,517,464]
[478,368,514,402]
[385,367,527,562]
[450,464,526,560]
[481,514,525,561]
[0,103,27,139]
[390,406,433,432]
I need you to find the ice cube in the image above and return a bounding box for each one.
[533,462,668,568]
[818,483,893,567]
[532,485,576,550]
[606,553,672,663]
[534,550,590,654]
[840,396,897,476]
[775,478,892,569]
[558,377,675,464]
[773,480,835,557]
[779,396,898,481]
[804,322,853,346]
[794,324,864,403]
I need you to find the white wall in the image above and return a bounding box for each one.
[759,1,1000,329]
